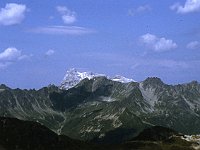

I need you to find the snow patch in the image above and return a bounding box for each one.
[0,89,5,92]
[81,126,101,133]
[100,96,117,102]
[111,75,135,83]
[94,113,122,128]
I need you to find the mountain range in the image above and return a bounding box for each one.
[0,68,200,144]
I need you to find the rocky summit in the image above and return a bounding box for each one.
[0,69,200,144]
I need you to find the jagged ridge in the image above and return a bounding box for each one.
[0,73,200,144]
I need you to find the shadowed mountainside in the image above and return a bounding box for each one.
[0,117,198,150]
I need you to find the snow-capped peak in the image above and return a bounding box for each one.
[60,68,135,90]
[60,68,105,90]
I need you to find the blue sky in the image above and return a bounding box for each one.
[0,0,200,88]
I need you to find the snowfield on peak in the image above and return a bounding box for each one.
[60,68,105,90]
[60,68,135,90]
[112,75,135,83]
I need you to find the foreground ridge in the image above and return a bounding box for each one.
[0,117,199,150]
